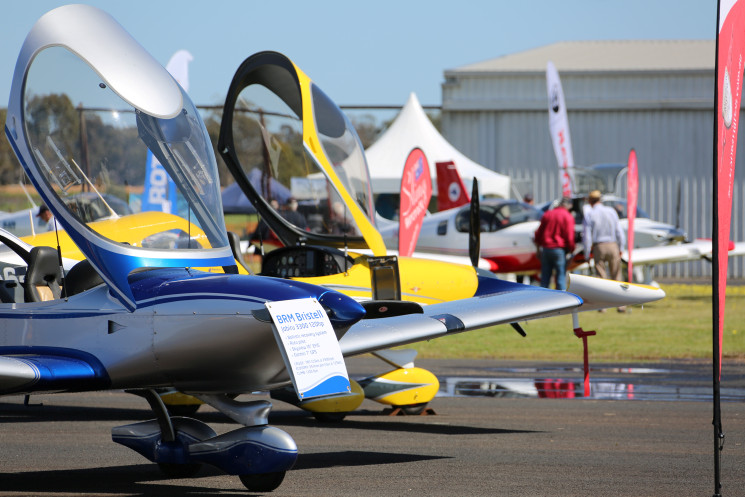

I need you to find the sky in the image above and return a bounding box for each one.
[0,1,717,110]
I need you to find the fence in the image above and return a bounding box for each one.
[505,168,744,281]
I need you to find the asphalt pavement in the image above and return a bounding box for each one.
[0,359,743,496]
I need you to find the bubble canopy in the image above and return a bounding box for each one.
[218,51,386,255]
[5,4,235,310]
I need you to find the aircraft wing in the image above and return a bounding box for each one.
[340,275,665,356]
[623,239,745,266]
[0,353,110,395]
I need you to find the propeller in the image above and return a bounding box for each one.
[468,178,480,267]
[675,178,682,230]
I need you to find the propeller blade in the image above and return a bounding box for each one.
[675,179,682,230]
[469,178,480,267]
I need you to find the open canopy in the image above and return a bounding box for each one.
[5,4,235,310]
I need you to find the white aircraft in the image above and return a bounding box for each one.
[378,160,740,283]
[0,183,42,236]
[0,5,666,493]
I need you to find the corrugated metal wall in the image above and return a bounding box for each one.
[441,70,745,279]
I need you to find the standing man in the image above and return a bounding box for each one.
[534,196,575,290]
[36,204,55,231]
[583,190,626,310]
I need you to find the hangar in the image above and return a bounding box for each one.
[440,40,745,279]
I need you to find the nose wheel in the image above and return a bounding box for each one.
[113,390,297,492]
[240,472,286,492]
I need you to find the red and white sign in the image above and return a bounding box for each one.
[398,148,432,257]
[715,0,745,379]
[546,61,575,197]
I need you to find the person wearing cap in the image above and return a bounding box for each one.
[534,196,575,290]
[36,204,55,231]
[583,190,627,311]
[280,197,307,230]
[523,193,534,205]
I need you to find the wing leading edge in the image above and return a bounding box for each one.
[340,274,666,357]
[340,283,582,356]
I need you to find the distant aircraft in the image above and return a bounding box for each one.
[0,182,42,236]
[0,5,665,492]
[537,163,745,282]
[378,161,743,283]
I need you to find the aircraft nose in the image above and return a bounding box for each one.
[318,291,366,328]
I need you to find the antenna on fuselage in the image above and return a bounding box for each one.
[52,218,67,301]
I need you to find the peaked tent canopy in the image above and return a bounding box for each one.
[365,93,511,202]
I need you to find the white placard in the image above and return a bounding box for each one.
[267,298,350,399]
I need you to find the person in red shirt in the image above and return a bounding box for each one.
[534,197,575,290]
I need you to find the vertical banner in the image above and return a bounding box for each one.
[626,149,638,283]
[715,0,745,380]
[713,1,745,494]
[141,51,193,214]
[398,148,432,257]
[546,61,575,197]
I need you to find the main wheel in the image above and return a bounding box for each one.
[313,411,347,423]
[158,462,202,478]
[166,403,201,417]
[239,471,286,492]
[401,403,428,415]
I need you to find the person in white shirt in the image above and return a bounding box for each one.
[582,190,627,311]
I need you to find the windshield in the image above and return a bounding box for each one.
[456,201,542,233]
[23,46,229,251]
[310,83,375,223]
[228,63,370,238]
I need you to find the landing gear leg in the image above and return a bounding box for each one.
[112,390,297,492]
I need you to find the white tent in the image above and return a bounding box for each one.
[365,93,511,202]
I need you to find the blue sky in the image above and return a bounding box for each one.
[0,1,716,109]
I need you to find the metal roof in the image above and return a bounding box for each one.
[448,40,714,74]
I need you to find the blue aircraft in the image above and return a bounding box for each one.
[0,5,665,493]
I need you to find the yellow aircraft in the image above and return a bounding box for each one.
[214,51,664,419]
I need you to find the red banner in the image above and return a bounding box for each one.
[398,148,432,257]
[715,0,745,379]
[626,149,638,282]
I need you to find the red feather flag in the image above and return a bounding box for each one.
[626,149,638,283]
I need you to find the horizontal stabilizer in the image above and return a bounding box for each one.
[623,239,745,266]
[340,274,665,357]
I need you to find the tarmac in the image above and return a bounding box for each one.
[0,358,743,496]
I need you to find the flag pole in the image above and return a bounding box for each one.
[712,3,723,495]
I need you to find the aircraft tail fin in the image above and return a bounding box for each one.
[436,161,470,211]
